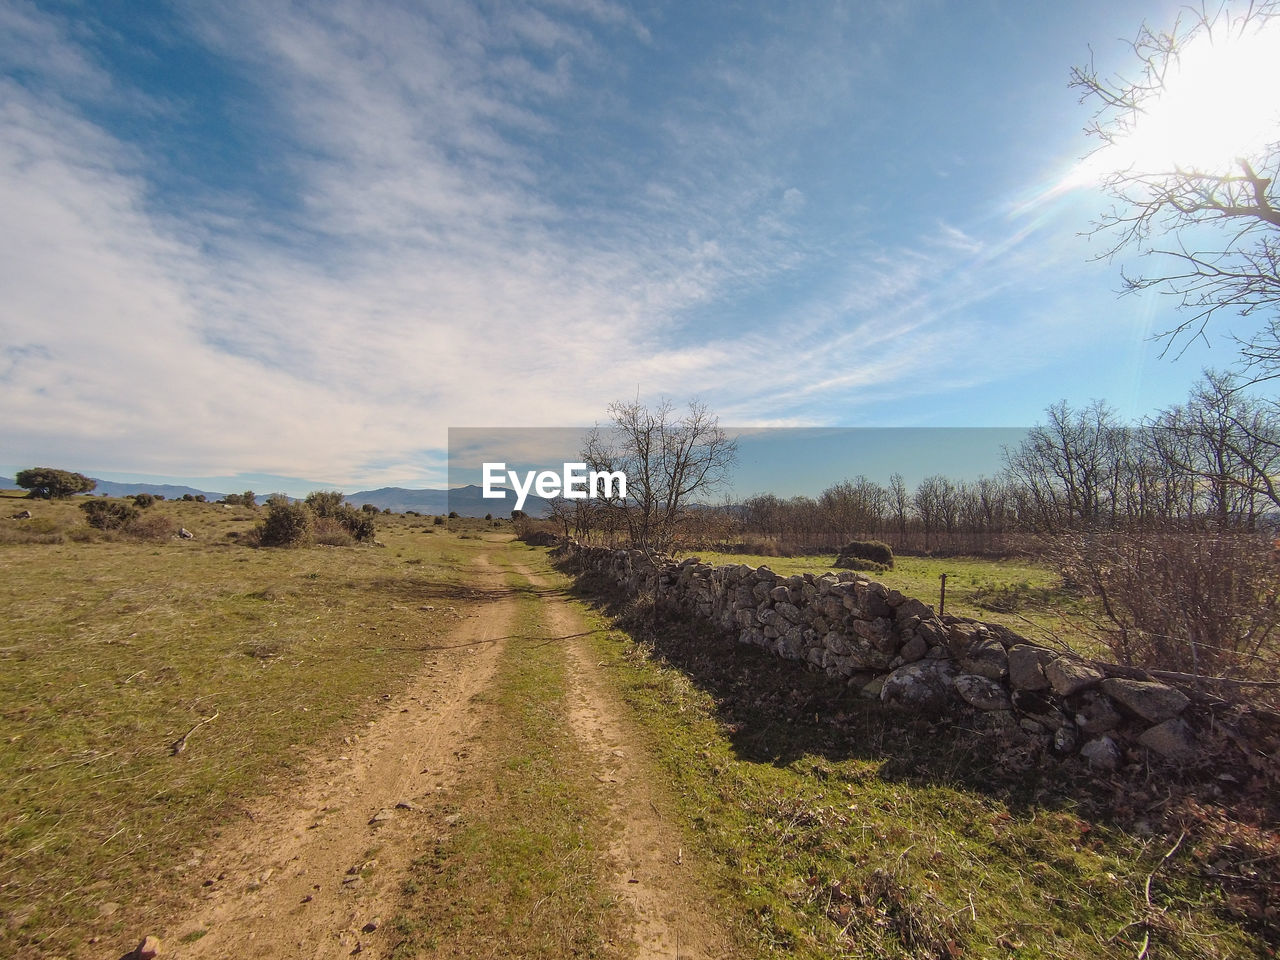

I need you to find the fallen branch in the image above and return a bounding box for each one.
[171,709,219,755]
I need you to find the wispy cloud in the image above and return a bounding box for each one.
[0,1,1129,488]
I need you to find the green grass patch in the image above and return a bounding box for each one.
[542,555,1267,959]
[389,567,621,959]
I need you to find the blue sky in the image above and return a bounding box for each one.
[0,0,1266,496]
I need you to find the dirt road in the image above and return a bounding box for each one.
[154,547,730,959]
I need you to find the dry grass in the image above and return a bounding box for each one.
[0,491,503,958]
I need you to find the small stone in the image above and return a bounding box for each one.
[177,527,194,540]
[368,808,394,825]
[362,917,381,933]
[1053,724,1078,753]
[135,935,161,959]
[394,800,420,811]
[1138,717,1197,760]
[1045,658,1103,696]
[1080,736,1121,771]
[98,902,120,917]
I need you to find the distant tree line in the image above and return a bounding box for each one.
[550,373,1278,558]
[722,371,1280,557]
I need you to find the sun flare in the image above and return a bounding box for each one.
[1067,11,1280,188]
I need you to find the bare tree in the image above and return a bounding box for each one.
[1004,400,1128,532]
[584,398,737,557]
[1071,2,1280,371]
[888,473,911,550]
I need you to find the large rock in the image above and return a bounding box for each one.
[961,640,1009,680]
[1007,644,1055,691]
[899,633,927,662]
[1045,658,1103,696]
[1073,691,1123,735]
[1138,717,1197,760]
[1011,689,1069,730]
[1099,678,1190,723]
[954,674,1011,711]
[880,660,959,714]
[895,597,935,622]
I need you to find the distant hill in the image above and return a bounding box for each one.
[345,484,550,517]
[0,476,227,499]
[86,479,229,501]
[1,473,550,516]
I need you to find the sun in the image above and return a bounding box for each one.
[1067,10,1280,188]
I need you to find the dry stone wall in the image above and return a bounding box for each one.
[554,541,1278,774]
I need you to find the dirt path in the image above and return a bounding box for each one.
[147,548,729,959]
[512,562,733,960]
[170,553,515,960]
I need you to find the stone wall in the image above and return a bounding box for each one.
[554,541,1280,774]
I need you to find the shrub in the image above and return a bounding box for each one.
[835,539,894,569]
[224,490,257,507]
[132,493,156,508]
[305,490,345,516]
[128,512,177,541]
[257,498,312,547]
[16,467,96,499]
[338,506,376,543]
[433,516,445,525]
[448,511,459,519]
[80,499,139,530]
[312,517,355,547]
[836,558,890,573]
[1052,524,1280,678]
[361,503,378,514]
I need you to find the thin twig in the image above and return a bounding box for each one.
[171,709,220,755]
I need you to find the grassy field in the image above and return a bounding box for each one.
[4,494,1274,959]
[0,490,505,958]
[550,552,1276,959]
[680,548,1098,654]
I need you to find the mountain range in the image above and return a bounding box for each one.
[0,476,548,518]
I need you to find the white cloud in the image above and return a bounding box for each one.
[0,1,1118,487]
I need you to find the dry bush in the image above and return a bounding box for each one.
[1051,523,1280,678]
[257,498,312,547]
[312,516,355,547]
[127,512,178,541]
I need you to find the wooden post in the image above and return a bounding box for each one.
[939,573,948,617]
